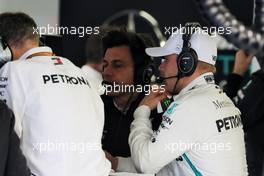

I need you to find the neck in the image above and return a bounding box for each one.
[175,71,203,93]
[177,70,209,92]
[11,40,39,60]
[113,92,138,110]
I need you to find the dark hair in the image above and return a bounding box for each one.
[84,26,122,64]
[0,12,39,47]
[102,30,153,85]
[84,34,103,64]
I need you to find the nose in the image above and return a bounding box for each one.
[102,64,113,78]
[159,61,165,72]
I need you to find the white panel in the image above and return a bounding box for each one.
[0,0,59,27]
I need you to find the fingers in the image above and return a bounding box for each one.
[139,88,168,109]
[233,49,255,76]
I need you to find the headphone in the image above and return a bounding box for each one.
[0,36,12,65]
[132,34,153,86]
[142,62,161,84]
[177,23,199,77]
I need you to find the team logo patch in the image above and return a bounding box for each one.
[166,102,178,115]
[204,75,214,83]
[52,58,63,65]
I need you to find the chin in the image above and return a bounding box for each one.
[104,91,121,97]
[164,81,170,88]
[164,82,175,94]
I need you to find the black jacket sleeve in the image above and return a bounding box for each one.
[0,101,31,176]
[223,73,244,99]
[235,70,264,131]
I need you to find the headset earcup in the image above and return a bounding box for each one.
[135,67,143,85]
[0,37,12,63]
[177,48,198,76]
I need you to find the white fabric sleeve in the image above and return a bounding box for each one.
[116,157,137,173]
[0,63,25,138]
[129,103,198,174]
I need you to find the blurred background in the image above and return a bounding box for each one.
[0,0,255,83]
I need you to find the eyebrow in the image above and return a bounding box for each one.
[104,58,122,62]
[112,60,123,63]
[103,59,124,66]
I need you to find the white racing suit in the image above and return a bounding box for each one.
[129,72,248,176]
[0,47,111,176]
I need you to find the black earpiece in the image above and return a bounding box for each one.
[0,36,12,65]
[177,23,199,77]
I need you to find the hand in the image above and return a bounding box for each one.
[139,88,168,110]
[104,151,118,171]
[233,50,254,76]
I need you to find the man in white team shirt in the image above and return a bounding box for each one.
[0,12,110,176]
[129,23,248,175]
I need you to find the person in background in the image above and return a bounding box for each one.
[81,32,104,90]
[81,26,121,94]
[101,30,162,172]
[224,49,264,176]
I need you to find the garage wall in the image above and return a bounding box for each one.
[0,0,60,27]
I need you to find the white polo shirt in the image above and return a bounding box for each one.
[0,47,111,176]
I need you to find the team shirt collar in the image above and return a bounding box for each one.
[174,72,215,99]
[19,46,53,60]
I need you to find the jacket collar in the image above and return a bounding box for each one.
[174,72,215,99]
[19,47,53,60]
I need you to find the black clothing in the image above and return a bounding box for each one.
[224,70,264,176]
[0,101,30,176]
[234,70,264,131]
[101,93,162,157]
[223,73,243,98]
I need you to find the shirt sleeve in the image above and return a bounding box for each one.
[0,63,25,138]
[129,103,198,174]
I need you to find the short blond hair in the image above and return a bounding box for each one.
[197,61,216,73]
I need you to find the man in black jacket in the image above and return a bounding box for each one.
[0,100,30,176]
[224,50,264,176]
[101,30,162,172]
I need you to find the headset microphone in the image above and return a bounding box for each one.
[143,64,160,84]
[156,75,180,83]
[143,63,180,84]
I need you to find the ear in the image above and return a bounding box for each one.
[9,46,19,60]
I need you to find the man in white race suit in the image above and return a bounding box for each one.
[129,24,248,176]
[0,12,110,176]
